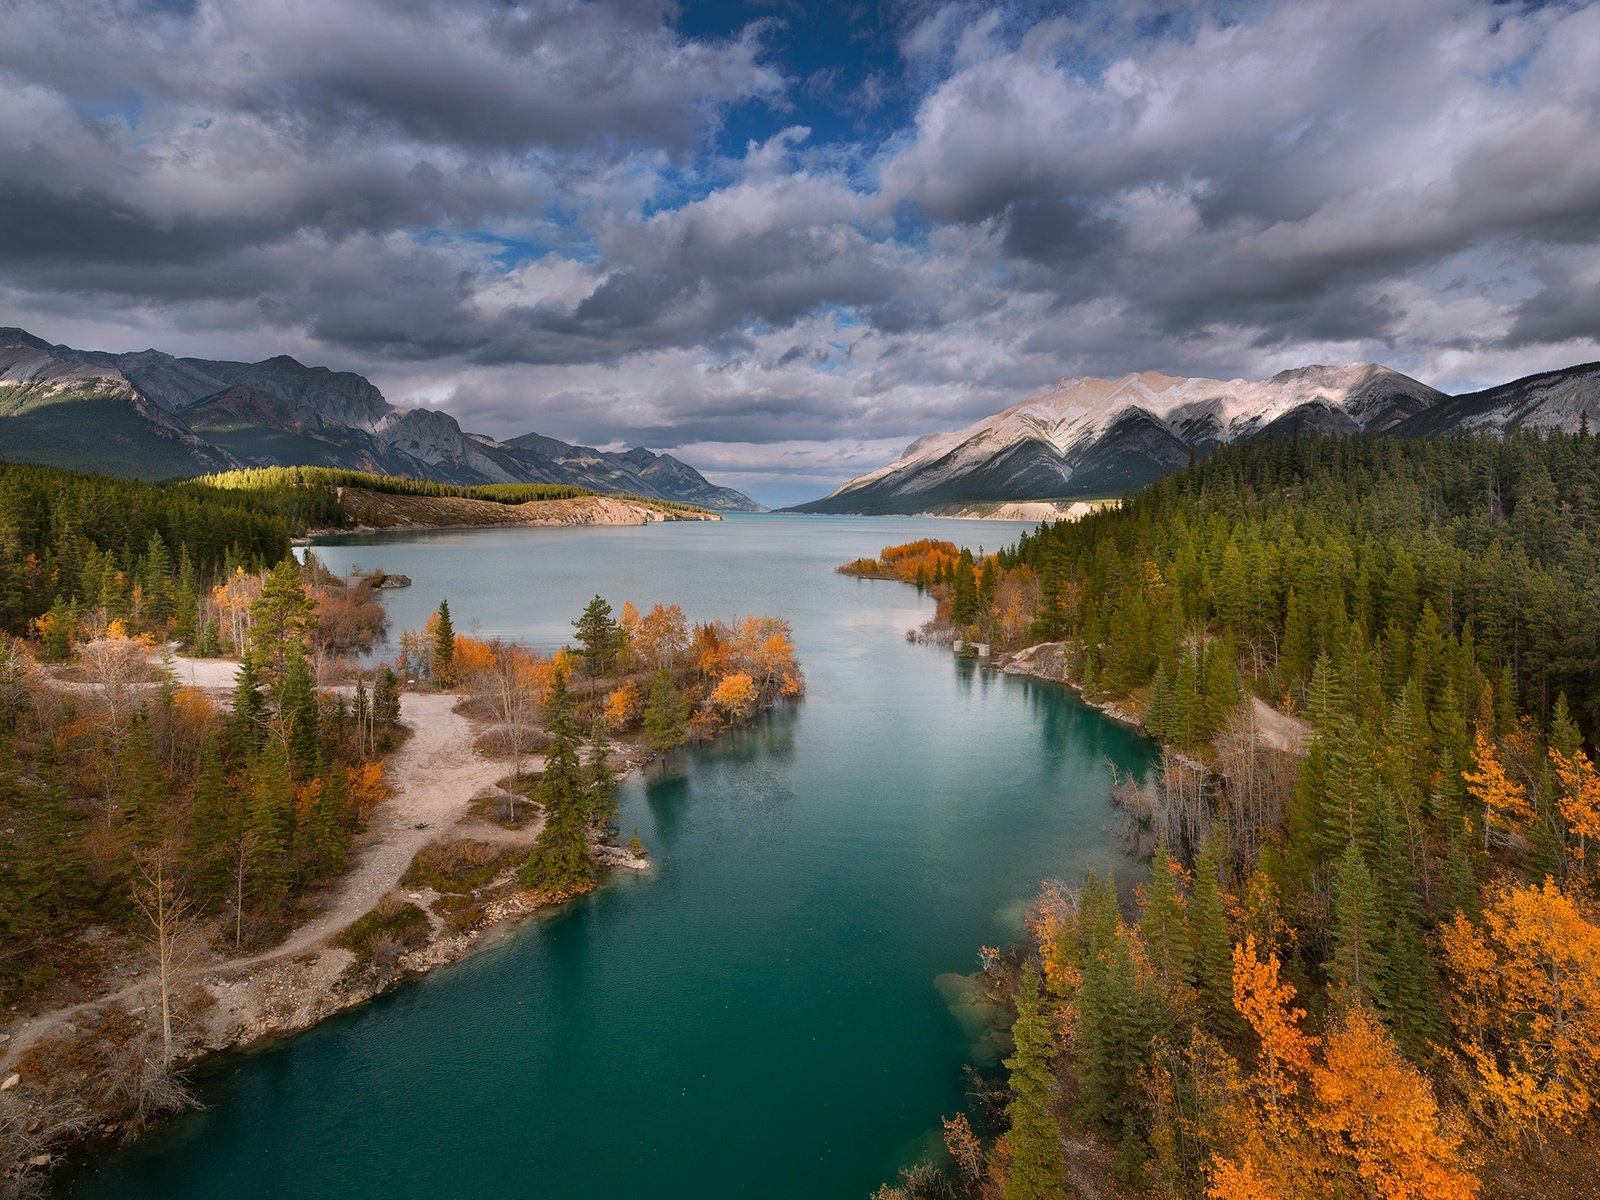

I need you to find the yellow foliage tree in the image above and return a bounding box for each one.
[1440,876,1600,1138]
[710,672,758,721]
[1309,1004,1478,1200]
[604,681,643,732]
[1462,729,1533,848]
[1549,747,1600,871]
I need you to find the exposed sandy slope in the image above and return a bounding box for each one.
[1249,695,1313,756]
[925,499,1109,522]
[334,487,719,530]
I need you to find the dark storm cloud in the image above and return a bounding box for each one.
[3,0,1600,500]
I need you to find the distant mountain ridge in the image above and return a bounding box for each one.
[792,360,1600,515]
[0,328,763,512]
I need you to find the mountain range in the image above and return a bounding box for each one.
[793,360,1600,514]
[0,328,762,512]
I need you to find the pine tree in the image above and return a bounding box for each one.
[246,737,294,905]
[249,558,314,689]
[520,668,596,894]
[278,647,321,779]
[432,599,456,686]
[1326,839,1387,1010]
[587,716,618,833]
[644,669,689,752]
[1002,961,1067,1200]
[573,595,619,677]
[1188,839,1239,1035]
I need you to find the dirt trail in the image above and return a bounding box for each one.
[252,691,513,958]
[0,688,525,1075]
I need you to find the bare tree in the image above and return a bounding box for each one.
[228,830,259,953]
[75,633,153,733]
[130,843,198,1067]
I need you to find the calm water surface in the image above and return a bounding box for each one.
[61,515,1154,1199]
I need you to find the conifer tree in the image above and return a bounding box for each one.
[520,668,596,893]
[644,668,689,752]
[573,595,619,677]
[1139,846,1191,998]
[1188,839,1239,1035]
[432,599,456,686]
[246,737,294,905]
[374,667,402,727]
[188,734,234,902]
[1002,961,1067,1200]
[1326,839,1387,1010]
[1145,662,1176,741]
[587,716,618,834]
[278,647,321,779]
[120,713,169,850]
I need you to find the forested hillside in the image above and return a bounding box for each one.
[860,429,1600,1200]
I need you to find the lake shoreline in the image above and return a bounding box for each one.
[1,667,780,1197]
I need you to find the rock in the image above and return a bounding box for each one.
[28,1153,51,1167]
[372,573,412,589]
[2,1073,19,1091]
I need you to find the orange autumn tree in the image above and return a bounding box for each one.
[1208,935,1322,1199]
[709,672,758,722]
[1462,728,1533,848]
[1549,747,1600,874]
[1309,1004,1478,1200]
[1440,876,1600,1139]
[604,681,643,732]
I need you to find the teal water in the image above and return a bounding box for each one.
[60,515,1154,1199]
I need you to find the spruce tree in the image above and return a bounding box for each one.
[433,599,456,686]
[1188,839,1239,1035]
[573,595,619,677]
[1139,845,1191,998]
[587,716,618,834]
[1145,662,1175,740]
[120,714,169,850]
[1002,961,1067,1200]
[644,669,689,752]
[188,734,234,903]
[374,667,403,727]
[278,647,321,779]
[520,668,596,893]
[230,652,267,759]
[173,548,199,645]
[247,737,294,905]
[1326,839,1387,1010]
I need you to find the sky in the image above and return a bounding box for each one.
[3,0,1599,507]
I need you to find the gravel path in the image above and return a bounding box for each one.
[261,691,511,958]
[0,688,521,1074]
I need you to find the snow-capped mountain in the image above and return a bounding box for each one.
[0,328,762,511]
[793,364,1444,514]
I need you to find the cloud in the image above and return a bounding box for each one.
[2,0,1600,504]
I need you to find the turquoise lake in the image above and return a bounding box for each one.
[59,514,1155,1199]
